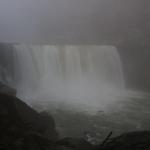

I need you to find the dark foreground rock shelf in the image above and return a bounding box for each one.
[97,131,150,150]
[0,93,58,149]
[1,93,150,150]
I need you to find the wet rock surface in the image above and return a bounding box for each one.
[97,131,150,150]
[0,93,58,149]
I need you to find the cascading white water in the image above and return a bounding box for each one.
[12,45,124,110]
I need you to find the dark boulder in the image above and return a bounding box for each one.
[39,111,58,140]
[0,93,58,149]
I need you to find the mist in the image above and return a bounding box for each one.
[0,1,150,148]
[0,0,148,43]
[0,44,150,112]
[0,45,126,112]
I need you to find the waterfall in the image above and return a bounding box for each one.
[10,45,124,110]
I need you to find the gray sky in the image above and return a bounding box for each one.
[0,0,145,43]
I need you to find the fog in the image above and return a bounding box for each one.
[0,0,148,43]
[0,45,126,112]
[1,44,150,140]
[0,44,150,112]
[0,0,149,111]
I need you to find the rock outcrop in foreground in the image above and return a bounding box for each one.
[1,93,150,150]
[0,93,58,149]
[98,131,150,150]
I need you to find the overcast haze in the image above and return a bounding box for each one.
[0,0,148,44]
[0,1,150,93]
